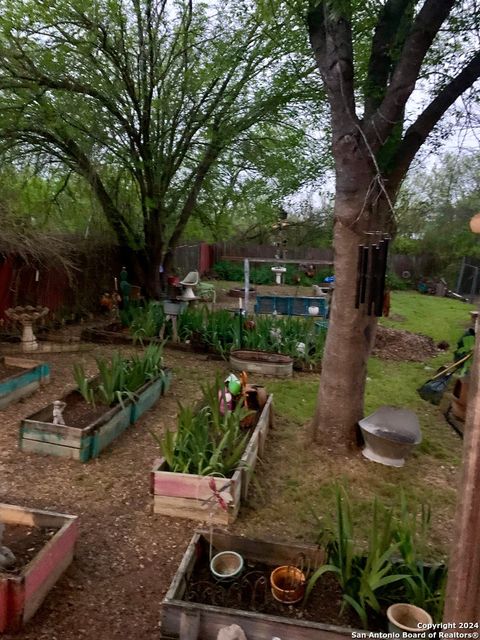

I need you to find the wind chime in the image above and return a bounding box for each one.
[354,233,390,317]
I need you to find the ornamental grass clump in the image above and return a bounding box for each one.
[73,344,165,407]
[177,307,325,366]
[152,377,252,477]
[305,485,446,628]
[242,315,326,367]
[129,301,165,343]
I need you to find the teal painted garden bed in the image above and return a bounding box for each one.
[19,370,172,462]
[0,357,50,410]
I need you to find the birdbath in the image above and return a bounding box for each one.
[271,266,287,285]
[5,306,49,352]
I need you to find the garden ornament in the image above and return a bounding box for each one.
[119,268,131,309]
[218,388,233,414]
[5,305,49,352]
[270,327,282,342]
[225,373,241,396]
[296,342,306,355]
[52,400,67,426]
[217,624,247,640]
[0,523,16,570]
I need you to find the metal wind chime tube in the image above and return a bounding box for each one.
[354,234,390,317]
[355,245,370,309]
[374,236,390,316]
[366,243,380,316]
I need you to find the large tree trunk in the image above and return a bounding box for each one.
[313,215,378,449]
[121,247,162,299]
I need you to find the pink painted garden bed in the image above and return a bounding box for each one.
[0,503,78,632]
[151,395,273,525]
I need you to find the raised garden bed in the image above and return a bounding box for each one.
[0,503,78,633]
[160,529,359,640]
[20,369,172,462]
[255,295,328,318]
[81,323,162,345]
[151,395,273,525]
[230,350,293,378]
[228,287,257,298]
[0,356,50,410]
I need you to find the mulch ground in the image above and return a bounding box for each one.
[0,343,226,640]
[0,314,456,639]
[373,325,439,361]
[1,525,58,575]
[0,361,25,380]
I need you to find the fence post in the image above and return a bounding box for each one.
[470,266,478,302]
[456,257,466,294]
[244,258,250,313]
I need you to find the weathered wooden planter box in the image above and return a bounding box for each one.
[0,503,78,633]
[151,395,273,525]
[0,357,50,410]
[130,368,172,422]
[160,529,356,640]
[19,370,172,462]
[81,324,165,346]
[230,350,293,378]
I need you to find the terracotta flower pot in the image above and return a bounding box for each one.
[270,565,305,604]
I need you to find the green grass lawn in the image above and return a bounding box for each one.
[380,290,474,345]
[232,290,470,559]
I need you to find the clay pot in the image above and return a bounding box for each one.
[270,566,305,604]
[451,375,469,421]
[387,604,432,634]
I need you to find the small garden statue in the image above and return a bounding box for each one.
[52,400,67,426]
[217,624,247,640]
[0,523,16,570]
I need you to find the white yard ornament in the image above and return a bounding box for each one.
[0,523,16,570]
[52,400,67,426]
[217,625,247,640]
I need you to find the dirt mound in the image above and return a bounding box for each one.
[373,325,439,362]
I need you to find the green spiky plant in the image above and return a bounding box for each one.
[304,486,449,628]
[73,363,96,407]
[152,375,252,476]
[72,344,165,407]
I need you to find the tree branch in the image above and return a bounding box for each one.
[363,0,413,119]
[307,1,359,140]
[388,50,480,189]
[364,0,456,149]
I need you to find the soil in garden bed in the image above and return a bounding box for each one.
[0,361,26,381]
[1,524,58,575]
[183,552,386,631]
[42,394,112,429]
[231,350,292,364]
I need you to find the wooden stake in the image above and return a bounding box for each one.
[443,327,480,623]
